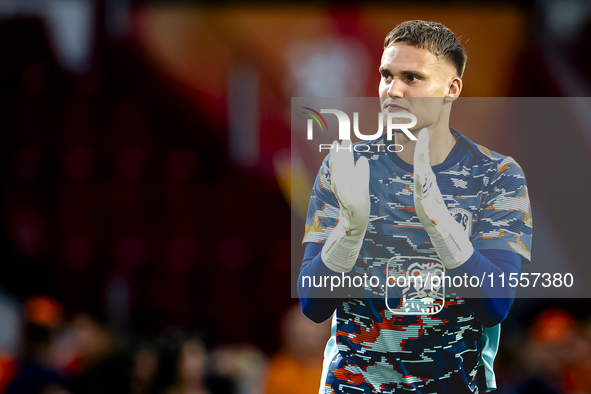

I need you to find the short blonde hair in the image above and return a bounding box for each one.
[384,20,467,78]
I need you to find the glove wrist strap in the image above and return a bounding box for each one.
[429,218,474,269]
[321,223,364,273]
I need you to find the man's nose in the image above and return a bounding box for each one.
[387,77,404,98]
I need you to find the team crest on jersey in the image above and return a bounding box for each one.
[385,257,446,315]
[449,208,472,235]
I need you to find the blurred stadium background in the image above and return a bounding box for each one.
[0,0,590,393]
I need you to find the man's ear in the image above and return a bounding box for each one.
[444,76,462,103]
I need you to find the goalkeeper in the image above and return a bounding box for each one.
[298,20,532,394]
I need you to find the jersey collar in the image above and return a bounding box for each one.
[369,127,491,163]
[449,128,491,162]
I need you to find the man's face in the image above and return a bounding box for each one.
[378,42,460,132]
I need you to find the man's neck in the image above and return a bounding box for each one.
[394,124,457,166]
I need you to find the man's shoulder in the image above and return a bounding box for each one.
[473,144,525,180]
[472,143,514,164]
[454,130,525,178]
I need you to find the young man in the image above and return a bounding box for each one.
[298,20,532,393]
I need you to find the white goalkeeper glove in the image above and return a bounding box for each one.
[413,128,474,269]
[321,140,370,273]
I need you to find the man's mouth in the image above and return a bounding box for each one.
[384,103,408,112]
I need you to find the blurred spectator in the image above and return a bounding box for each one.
[131,339,159,394]
[5,295,70,394]
[560,315,591,393]
[516,308,591,394]
[66,312,133,394]
[264,303,331,394]
[153,331,234,394]
[0,353,16,393]
[210,344,267,394]
[170,337,209,394]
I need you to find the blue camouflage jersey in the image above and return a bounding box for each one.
[302,128,533,393]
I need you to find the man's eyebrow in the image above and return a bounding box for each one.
[379,67,427,78]
[401,70,425,76]
[401,70,427,80]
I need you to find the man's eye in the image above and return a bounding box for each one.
[406,75,419,82]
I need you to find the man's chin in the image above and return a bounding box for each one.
[382,117,423,130]
[390,128,423,134]
[387,127,427,137]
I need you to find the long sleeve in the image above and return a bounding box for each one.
[299,241,522,327]
[447,249,522,327]
[298,242,344,323]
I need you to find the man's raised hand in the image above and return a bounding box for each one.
[321,140,370,272]
[413,129,473,269]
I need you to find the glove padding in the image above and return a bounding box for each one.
[413,129,473,269]
[321,140,370,272]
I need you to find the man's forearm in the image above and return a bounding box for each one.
[298,243,344,323]
[446,249,521,327]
